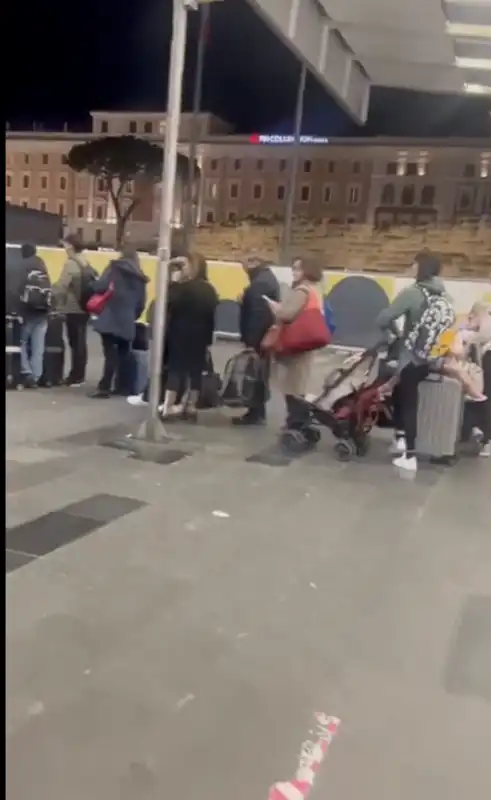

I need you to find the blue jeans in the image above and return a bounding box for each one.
[20,316,48,381]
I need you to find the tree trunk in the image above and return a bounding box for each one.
[115,215,126,249]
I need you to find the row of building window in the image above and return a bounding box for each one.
[209,158,360,175]
[6,173,132,193]
[380,182,490,212]
[386,160,489,178]
[99,120,154,135]
[16,153,69,167]
[6,198,110,220]
[206,180,361,204]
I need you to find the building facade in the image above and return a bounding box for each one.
[5,110,491,247]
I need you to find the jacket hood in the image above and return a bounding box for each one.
[417,276,446,295]
[23,254,46,272]
[113,257,149,283]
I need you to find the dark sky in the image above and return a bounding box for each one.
[7,0,491,137]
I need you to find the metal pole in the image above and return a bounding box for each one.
[144,0,189,441]
[280,62,307,264]
[184,1,209,244]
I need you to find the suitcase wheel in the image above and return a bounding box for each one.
[334,440,355,462]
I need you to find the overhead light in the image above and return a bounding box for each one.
[446,22,491,38]
[456,56,491,69]
[464,82,491,94]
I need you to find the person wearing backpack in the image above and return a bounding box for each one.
[17,244,52,388]
[376,250,455,472]
[53,233,97,386]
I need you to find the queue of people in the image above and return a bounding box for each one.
[11,239,491,463]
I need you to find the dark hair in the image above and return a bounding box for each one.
[21,243,36,259]
[414,250,442,283]
[63,233,83,253]
[298,257,324,283]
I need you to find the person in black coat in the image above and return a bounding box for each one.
[90,245,149,398]
[160,253,218,422]
[234,254,280,426]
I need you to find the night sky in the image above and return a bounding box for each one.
[7,0,491,137]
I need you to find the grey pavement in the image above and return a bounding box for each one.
[6,337,491,800]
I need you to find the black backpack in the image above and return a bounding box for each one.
[77,260,99,310]
[20,269,52,312]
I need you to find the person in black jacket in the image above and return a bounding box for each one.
[233,254,280,426]
[159,253,218,422]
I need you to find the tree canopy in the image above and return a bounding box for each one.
[67,135,194,245]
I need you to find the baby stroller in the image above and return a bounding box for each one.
[281,341,396,461]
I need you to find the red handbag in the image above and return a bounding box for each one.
[86,283,114,315]
[260,323,281,353]
[276,288,331,356]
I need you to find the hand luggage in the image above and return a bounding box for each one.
[416,374,463,463]
[197,351,222,409]
[40,314,65,387]
[5,315,23,389]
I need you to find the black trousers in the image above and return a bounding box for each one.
[392,363,429,452]
[285,394,311,430]
[248,354,270,419]
[65,313,89,383]
[479,351,491,444]
[99,334,130,393]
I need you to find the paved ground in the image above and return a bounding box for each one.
[6,337,491,800]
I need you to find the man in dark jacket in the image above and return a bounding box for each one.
[16,244,51,388]
[233,254,280,426]
[90,245,149,398]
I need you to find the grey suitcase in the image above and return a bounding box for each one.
[416,374,463,462]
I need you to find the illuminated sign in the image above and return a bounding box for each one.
[249,134,329,145]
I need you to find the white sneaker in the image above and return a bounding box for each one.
[479,443,490,458]
[390,436,407,455]
[393,454,418,472]
[127,394,148,407]
[472,427,483,441]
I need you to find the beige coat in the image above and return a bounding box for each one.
[53,256,90,314]
[273,281,322,396]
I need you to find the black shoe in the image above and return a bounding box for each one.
[23,375,38,389]
[181,409,198,424]
[89,389,111,399]
[232,411,266,427]
[65,378,85,387]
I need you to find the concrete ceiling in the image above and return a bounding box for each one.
[245,0,491,125]
[320,0,491,94]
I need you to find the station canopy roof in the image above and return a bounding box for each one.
[245,0,491,123]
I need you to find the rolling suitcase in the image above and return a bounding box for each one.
[5,315,23,389]
[40,314,65,387]
[416,374,463,464]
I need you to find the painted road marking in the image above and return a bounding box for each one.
[268,713,340,800]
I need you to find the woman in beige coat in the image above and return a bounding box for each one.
[263,257,324,431]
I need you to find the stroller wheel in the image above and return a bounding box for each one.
[334,440,355,462]
[304,426,321,445]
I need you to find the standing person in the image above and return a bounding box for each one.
[463,302,491,457]
[159,253,218,422]
[233,254,280,426]
[127,259,184,407]
[90,245,149,399]
[17,244,52,388]
[263,257,324,432]
[376,250,454,472]
[54,233,96,386]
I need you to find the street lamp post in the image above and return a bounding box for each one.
[280,62,307,264]
[144,0,195,442]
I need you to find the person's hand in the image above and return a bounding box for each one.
[262,295,280,313]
